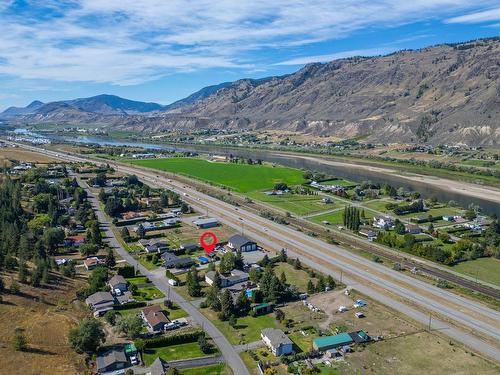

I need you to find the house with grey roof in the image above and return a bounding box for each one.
[108,275,128,294]
[85,291,115,317]
[261,328,293,356]
[146,357,169,375]
[161,252,194,269]
[227,234,257,252]
[96,348,129,374]
[205,269,249,288]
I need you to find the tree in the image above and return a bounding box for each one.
[235,290,250,316]
[279,248,287,262]
[115,315,143,339]
[42,228,65,254]
[79,243,99,257]
[228,314,237,328]
[307,279,315,294]
[167,369,180,375]
[13,329,28,351]
[234,250,244,270]
[120,227,131,242]
[136,224,146,239]
[218,289,234,321]
[104,310,118,325]
[326,275,336,289]
[219,252,235,274]
[88,222,102,245]
[249,267,260,283]
[105,249,116,268]
[186,266,201,297]
[198,333,212,354]
[293,258,301,270]
[205,285,221,311]
[68,318,105,355]
[394,219,405,235]
[18,261,29,283]
[275,308,285,322]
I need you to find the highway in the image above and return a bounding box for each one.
[13,142,500,362]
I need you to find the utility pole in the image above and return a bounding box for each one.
[340,270,343,283]
[428,313,432,332]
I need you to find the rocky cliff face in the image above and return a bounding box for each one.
[3,38,499,146]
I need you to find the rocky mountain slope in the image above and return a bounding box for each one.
[2,38,499,146]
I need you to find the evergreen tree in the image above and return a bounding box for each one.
[218,290,234,321]
[136,224,146,239]
[307,279,315,294]
[105,249,116,268]
[279,271,287,284]
[279,248,287,262]
[186,266,201,297]
[293,258,301,270]
[235,290,251,316]
[234,250,244,270]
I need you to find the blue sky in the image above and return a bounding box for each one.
[0,1,499,110]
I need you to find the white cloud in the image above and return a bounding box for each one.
[0,1,496,85]
[445,7,500,23]
[275,48,398,65]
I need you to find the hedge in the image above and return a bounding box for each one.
[143,331,203,348]
[114,301,147,310]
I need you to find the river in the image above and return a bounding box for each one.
[14,130,500,216]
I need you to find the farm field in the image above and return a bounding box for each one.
[0,147,59,165]
[308,208,378,227]
[319,178,357,187]
[449,257,500,287]
[127,157,306,193]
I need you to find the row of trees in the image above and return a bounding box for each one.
[342,206,361,231]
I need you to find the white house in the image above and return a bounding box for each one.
[373,215,394,229]
[261,328,293,356]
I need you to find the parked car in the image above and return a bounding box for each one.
[355,312,365,318]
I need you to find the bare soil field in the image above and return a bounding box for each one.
[0,147,59,165]
[0,271,88,375]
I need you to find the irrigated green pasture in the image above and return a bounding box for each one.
[128,158,305,193]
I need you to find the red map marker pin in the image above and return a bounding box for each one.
[200,232,218,255]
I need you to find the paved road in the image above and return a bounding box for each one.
[15,143,500,362]
[80,184,249,375]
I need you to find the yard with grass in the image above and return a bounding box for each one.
[202,308,279,345]
[308,210,345,226]
[127,157,306,193]
[247,191,346,216]
[318,179,357,187]
[133,285,165,301]
[143,341,211,365]
[273,262,319,293]
[449,257,500,287]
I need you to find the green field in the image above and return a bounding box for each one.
[128,157,305,193]
[133,285,165,301]
[308,210,345,226]
[449,257,500,287]
[143,341,209,365]
[273,262,317,293]
[247,191,345,216]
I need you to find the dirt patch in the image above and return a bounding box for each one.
[309,290,419,339]
[0,271,88,375]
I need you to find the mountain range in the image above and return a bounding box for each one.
[2,37,499,146]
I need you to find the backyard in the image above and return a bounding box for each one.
[143,341,214,365]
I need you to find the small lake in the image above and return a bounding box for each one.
[15,130,500,216]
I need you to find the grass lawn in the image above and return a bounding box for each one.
[165,302,189,320]
[247,191,346,216]
[362,199,398,213]
[127,157,306,193]
[180,364,229,375]
[202,309,279,345]
[134,254,160,270]
[126,276,149,285]
[398,206,463,219]
[449,257,500,287]
[273,262,317,293]
[308,210,345,226]
[143,341,209,365]
[133,285,165,301]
